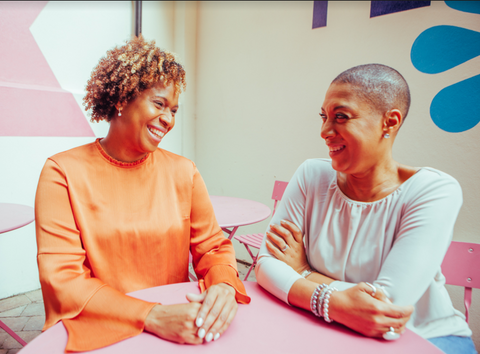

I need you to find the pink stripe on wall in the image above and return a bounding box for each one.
[0,1,94,137]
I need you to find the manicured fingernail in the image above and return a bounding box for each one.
[205,332,213,342]
[214,333,220,341]
[198,328,205,339]
[196,317,204,327]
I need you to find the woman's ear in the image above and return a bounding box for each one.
[115,103,124,117]
[383,109,403,136]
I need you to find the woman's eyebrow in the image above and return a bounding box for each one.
[333,105,350,111]
[321,105,351,112]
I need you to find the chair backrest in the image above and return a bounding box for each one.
[441,241,480,323]
[271,181,288,216]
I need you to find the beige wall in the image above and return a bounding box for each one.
[195,1,480,346]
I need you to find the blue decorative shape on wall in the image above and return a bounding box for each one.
[411,26,480,74]
[312,1,328,29]
[370,1,430,17]
[430,74,480,133]
[445,1,480,15]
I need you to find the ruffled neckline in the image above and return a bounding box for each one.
[94,138,150,167]
[332,169,423,206]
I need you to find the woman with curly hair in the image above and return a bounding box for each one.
[35,36,249,352]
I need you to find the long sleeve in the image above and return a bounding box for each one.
[36,159,156,352]
[189,167,250,304]
[370,171,462,304]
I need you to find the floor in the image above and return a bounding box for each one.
[0,261,256,353]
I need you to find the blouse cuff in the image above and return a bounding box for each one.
[199,264,251,304]
[63,286,157,352]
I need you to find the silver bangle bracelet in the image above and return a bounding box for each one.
[310,284,327,317]
[322,286,337,323]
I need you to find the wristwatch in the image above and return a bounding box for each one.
[301,269,313,278]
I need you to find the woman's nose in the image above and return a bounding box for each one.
[320,119,335,140]
[160,110,173,126]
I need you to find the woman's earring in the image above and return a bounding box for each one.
[383,133,390,139]
[118,109,122,117]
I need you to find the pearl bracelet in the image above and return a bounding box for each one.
[310,284,327,317]
[322,286,337,323]
[316,286,329,317]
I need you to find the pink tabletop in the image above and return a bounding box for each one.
[0,203,34,234]
[19,282,442,354]
[210,196,271,229]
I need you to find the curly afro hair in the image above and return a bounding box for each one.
[84,35,186,122]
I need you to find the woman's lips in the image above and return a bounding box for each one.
[328,144,346,157]
[147,125,166,141]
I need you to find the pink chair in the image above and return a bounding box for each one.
[234,181,288,280]
[441,241,480,323]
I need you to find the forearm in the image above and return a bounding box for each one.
[304,270,335,285]
[287,272,335,311]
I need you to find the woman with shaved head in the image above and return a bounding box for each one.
[256,64,476,354]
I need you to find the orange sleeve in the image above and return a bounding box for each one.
[35,159,156,352]
[189,168,251,304]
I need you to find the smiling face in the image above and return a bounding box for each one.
[109,81,179,162]
[320,83,387,176]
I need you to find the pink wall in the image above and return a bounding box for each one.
[0,1,93,137]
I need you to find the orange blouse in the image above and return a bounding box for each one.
[35,139,250,352]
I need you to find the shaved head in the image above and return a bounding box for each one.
[332,64,411,121]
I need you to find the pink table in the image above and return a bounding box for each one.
[0,203,35,347]
[0,203,34,234]
[19,282,442,354]
[210,196,271,240]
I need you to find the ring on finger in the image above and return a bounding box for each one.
[281,244,288,252]
[383,327,401,340]
[365,282,376,297]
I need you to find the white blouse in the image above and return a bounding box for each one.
[255,158,471,339]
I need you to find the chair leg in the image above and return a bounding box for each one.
[243,256,258,281]
[189,271,197,282]
[0,319,27,346]
[465,287,472,323]
[242,244,259,281]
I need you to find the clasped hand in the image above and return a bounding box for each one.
[144,283,237,344]
[266,219,310,274]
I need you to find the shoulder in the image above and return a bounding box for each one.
[287,159,336,196]
[154,148,196,174]
[47,141,97,169]
[403,167,462,204]
[298,158,334,174]
[410,167,461,192]
[295,158,336,182]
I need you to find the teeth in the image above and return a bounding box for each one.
[148,126,165,138]
[329,146,345,152]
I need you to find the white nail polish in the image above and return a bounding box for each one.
[198,328,205,339]
[214,333,220,341]
[196,317,204,327]
[205,332,213,342]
